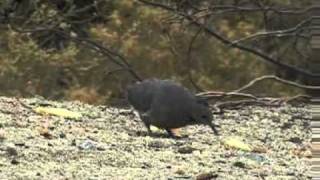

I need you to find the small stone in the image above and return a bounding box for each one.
[175,168,186,175]
[97,146,106,151]
[148,140,165,148]
[195,172,218,180]
[178,146,196,154]
[6,147,18,156]
[252,145,268,153]
[0,129,6,140]
[141,162,151,169]
[78,140,96,150]
[59,133,66,138]
[10,158,19,165]
[288,137,302,144]
[14,142,26,147]
[303,150,312,158]
[93,129,99,133]
[233,161,245,168]
[71,139,76,146]
[281,122,292,129]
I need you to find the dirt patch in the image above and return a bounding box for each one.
[0,97,311,179]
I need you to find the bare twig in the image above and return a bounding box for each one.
[11,25,143,82]
[203,5,320,15]
[55,30,143,81]
[187,16,319,78]
[234,75,320,93]
[186,28,203,92]
[138,0,320,78]
[215,99,280,109]
[105,68,130,76]
[196,91,258,100]
[285,94,312,104]
[230,18,311,45]
[215,95,311,109]
[15,98,33,110]
[195,74,315,108]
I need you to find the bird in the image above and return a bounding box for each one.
[127,79,219,138]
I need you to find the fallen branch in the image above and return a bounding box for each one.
[197,91,258,100]
[284,94,312,104]
[196,75,315,108]
[214,95,311,109]
[234,75,320,93]
[215,99,279,109]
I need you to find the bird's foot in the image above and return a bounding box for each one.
[166,128,188,139]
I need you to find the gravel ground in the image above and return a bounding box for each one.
[0,97,311,179]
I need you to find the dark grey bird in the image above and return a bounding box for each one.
[127,79,218,137]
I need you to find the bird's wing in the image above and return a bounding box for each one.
[127,80,159,112]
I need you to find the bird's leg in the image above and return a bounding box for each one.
[209,124,219,136]
[166,128,182,138]
[143,121,152,134]
[139,112,152,134]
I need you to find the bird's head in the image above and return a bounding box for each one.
[191,98,219,135]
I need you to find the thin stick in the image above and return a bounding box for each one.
[234,75,320,93]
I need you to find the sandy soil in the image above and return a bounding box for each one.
[0,97,311,179]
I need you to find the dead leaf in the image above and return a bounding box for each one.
[34,107,82,119]
[223,136,252,152]
[40,131,53,139]
[291,148,312,158]
[150,125,160,132]
[38,126,53,139]
[174,168,186,175]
